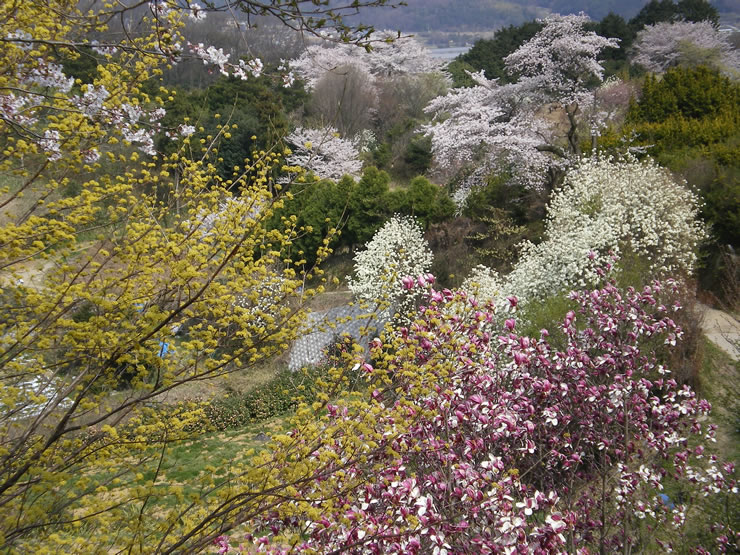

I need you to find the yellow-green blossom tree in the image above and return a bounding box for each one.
[0,0,397,550]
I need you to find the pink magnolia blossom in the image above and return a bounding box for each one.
[229,275,736,553]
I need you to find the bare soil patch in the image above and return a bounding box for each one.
[697,302,739,361]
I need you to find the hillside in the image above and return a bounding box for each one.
[346,0,738,37]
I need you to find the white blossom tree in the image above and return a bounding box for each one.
[309,65,379,136]
[632,20,740,78]
[282,126,363,182]
[424,13,618,194]
[423,72,565,194]
[290,43,374,91]
[464,155,707,309]
[347,215,433,317]
[365,30,448,78]
[503,13,616,105]
[290,30,445,90]
[291,31,447,137]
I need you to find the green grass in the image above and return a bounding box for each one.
[73,415,289,518]
[142,419,286,486]
[23,418,290,551]
[653,337,739,551]
[699,338,740,461]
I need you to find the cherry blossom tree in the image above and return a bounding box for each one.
[290,31,447,137]
[281,126,363,182]
[290,30,445,91]
[632,20,740,78]
[290,43,374,91]
[424,13,618,194]
[366,31,448,78]
[423,72,565,193]
[504,13,617,105]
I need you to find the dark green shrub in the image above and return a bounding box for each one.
[628,0,719,29]
[203,366,323,430]
[371,142,392,169]
[391,176,455,230]
[345,167,393,245]
[270,175,355,266]
[402,136,433,177]
[446,59,476,88]
[704,167,740,246]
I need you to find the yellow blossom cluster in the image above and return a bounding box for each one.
[0,1,339,550]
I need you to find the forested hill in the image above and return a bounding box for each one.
[346,0,738,33]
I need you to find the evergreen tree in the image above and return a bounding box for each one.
[457,21,544,84]
[677,0,720,26]
[346,167,394,245]
[596,12,636,60]
[630,0,680,29]
[630,0,720,30]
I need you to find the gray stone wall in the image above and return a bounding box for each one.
[288,304,387,371]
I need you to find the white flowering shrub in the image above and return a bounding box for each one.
[502,230,611,308]
[282,126,362,182]
[347,215,433,316]
[461,265,505,306]
[546,155,706,274]
[464,156,706,308]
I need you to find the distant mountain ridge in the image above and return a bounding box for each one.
[346,0,736,33]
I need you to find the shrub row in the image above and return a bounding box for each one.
[202,366,324,431]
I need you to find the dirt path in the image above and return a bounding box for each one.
[696,302,739,361]
[2,258,55,288]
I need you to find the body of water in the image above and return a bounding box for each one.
[428,46,471,60]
